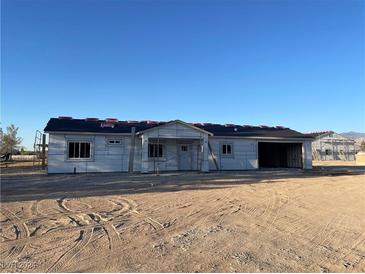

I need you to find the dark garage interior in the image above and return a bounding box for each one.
[258,142,303,168]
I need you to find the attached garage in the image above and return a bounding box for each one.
[258,142,303,168]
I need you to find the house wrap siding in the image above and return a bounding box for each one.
[47,119,313,173]
[208,138,258,170]
[48,134,131,173]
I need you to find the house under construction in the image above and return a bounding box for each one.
[306,131,355,161]
[44,117,313,173]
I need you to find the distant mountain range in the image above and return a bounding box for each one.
[340,131,365,140]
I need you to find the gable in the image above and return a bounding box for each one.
[138,120,211,139]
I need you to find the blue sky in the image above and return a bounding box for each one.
[1,0,364,149]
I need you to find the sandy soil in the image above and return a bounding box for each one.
[313,160,359,166]
[1,165,365,272]
[0,161,41,168]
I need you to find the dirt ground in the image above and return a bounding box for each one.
[1,164,365,272]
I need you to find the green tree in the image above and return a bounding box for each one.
[0,124,23,157]
[360,141,365,152]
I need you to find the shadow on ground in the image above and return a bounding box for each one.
[1,165,365,203]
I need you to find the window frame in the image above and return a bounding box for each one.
[221,143,233,157]
[67,141,93,160]
[148,143,164,158]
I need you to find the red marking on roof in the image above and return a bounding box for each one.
[58,116,72,120]
[106,118,118,123]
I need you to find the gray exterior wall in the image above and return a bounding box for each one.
[48,134,131,173]
[47,124,312,173]
[208,138,258,170]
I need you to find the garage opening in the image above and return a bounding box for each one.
[258,142,303,168]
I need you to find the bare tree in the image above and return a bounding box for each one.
[0,124,23,158]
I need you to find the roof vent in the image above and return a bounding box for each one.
[85,118,99,122]
[127,120,139,124]
[105,118,118,123]
[58,116,72,120]
[101,122,115,128]
[146,120,159,124]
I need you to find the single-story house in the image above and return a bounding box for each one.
[305,131,356,161]
[44,117,313,173]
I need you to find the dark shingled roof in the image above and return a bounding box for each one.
[44,118,312,139]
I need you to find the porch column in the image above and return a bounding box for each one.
[141,135,149,173]
[303,141,312,169]
[201,134,209,172]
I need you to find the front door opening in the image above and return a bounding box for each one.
[179,144,192,170]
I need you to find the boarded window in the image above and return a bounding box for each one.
[68,142,91,159]
[222,144,232,155]
[149,144,163,158]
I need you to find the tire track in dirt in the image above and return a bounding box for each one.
[332,231,365,269]
[265,193,313,237]
[53,196,132,257]
[46,227,94,273]
[87,212,123,251]
[311,214,346,250]
[0,207,29,260]
[1,223,98,247]
[57,197,75,213]
[263,191,307,233]
[252,189,280,230]
[30,200,43,217]
[201,188,237,225]
[109,198,136,220]
[109,197,166,231]
[279,182,358,240]
[103,223,122,251]
[313,215,356,268]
